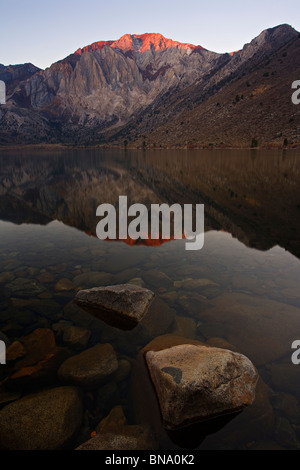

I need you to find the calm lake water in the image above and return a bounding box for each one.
[1,148,300,450]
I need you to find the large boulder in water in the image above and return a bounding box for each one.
[74,284,154,330]
[145,344,258,430]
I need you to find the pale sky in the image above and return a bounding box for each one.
[0,0,299,70]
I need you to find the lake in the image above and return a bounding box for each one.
[1,148,300,450]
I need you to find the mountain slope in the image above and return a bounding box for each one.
[109,25,300,147]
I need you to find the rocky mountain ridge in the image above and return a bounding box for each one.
[0,25,299,146]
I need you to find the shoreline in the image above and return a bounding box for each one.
[0,143,299,152]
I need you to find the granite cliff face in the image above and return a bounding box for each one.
[0,26,299,146]
[0,33,220,144]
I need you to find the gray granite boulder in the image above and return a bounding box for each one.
[74,284,154,330]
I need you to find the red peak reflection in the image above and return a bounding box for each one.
[84,231,186,247]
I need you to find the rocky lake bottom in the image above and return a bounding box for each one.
[0,223,300,449]
[0,148,300,450]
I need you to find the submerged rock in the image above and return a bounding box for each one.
[140,297,175,338]
[128,277,145,287]
[173,316,197,338]
[113,359,132,383]
[6,341,26,362]
[0,271,14,283]
[6,278,46,298]
[145,344,258,430]
[174,278,218,290]
[21,328,56,358]
[0,386,82,450]
[37,272,54,284]
[4,328,68,389]
[62,325,91,350]
[55,278,75,291]
[58,343,118,388]
[96,405,127,433]
[142,269,173,289]
[73,271,113,288]
[77,405,156,450]
[74,284,154,330]
[52,320,73,339]
[76,426,155,450]
[177,293,214,317]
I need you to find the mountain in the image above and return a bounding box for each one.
[0,26,299,147]
[112,25,300,148]
[0,63,41,95]
[0,32,221,144]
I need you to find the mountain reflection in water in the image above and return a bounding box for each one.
[1,148,300,257]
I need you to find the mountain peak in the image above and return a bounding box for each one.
[249,23,297,48]
[74,33,204,55]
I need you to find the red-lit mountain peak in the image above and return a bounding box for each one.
[74,33,204,55]
[134,33,204,52]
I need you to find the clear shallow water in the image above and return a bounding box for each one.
[1,148,300,450]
